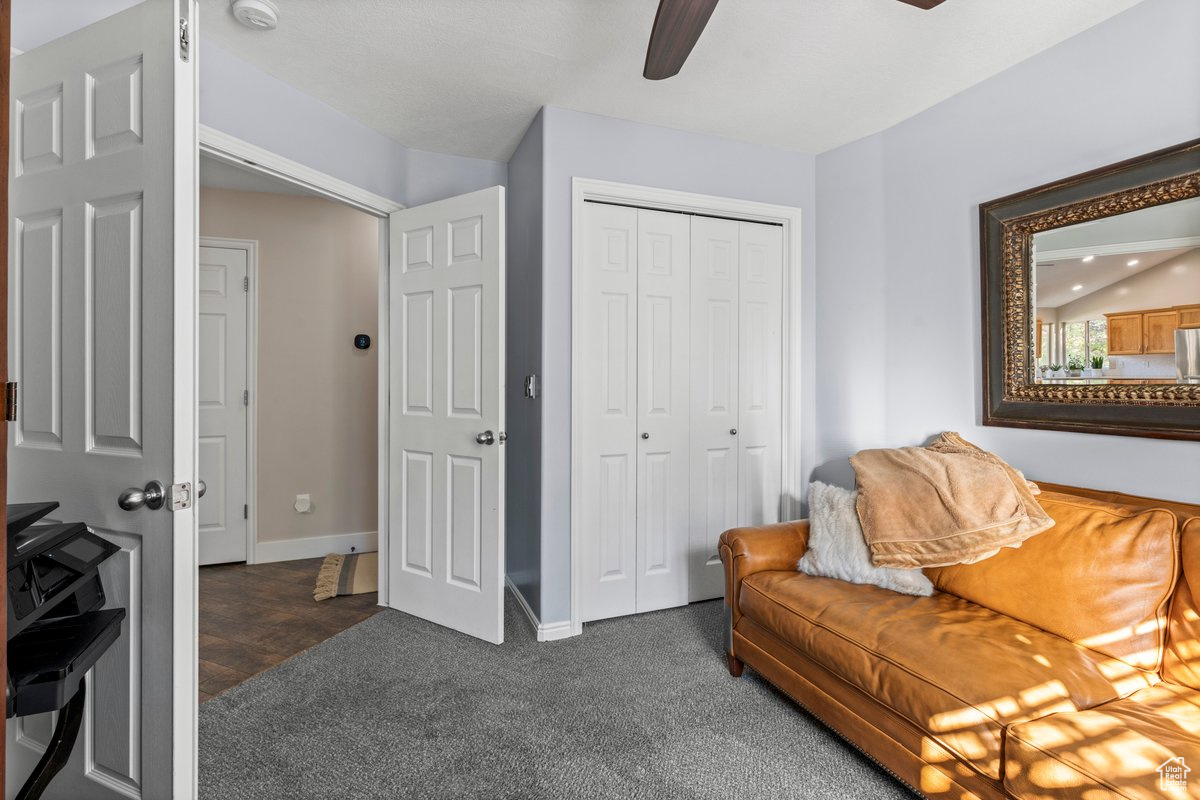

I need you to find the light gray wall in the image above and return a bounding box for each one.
[505,111,545,615]
[812,133,889,489]
[537,106,818,624]
[201,43,507,207]
[11,0,141,51]
[815,0,1200,501]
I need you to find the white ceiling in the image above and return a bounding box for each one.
[199,0,1145,161]
[199,154,321,197]
[1036,247,1193,309]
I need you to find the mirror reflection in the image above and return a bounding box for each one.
[1032,195,1200,385]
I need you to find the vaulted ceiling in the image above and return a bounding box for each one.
[199,0,1145,161]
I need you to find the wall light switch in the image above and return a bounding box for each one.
[294,493,312,514]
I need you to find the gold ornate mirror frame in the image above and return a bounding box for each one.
[980,139,1200,441]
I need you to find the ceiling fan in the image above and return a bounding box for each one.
[643,0,947,80]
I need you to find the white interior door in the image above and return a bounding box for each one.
[7,2,197,798]
[634,209,689,613]
[737,221,783,529]
[578,202,638,622]
[688,216,740,602]
[387,186,505,644]
[198,244,248,565]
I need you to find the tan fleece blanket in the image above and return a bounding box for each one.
[850,433,1053,569]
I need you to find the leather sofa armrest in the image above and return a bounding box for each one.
[719,520,810,628]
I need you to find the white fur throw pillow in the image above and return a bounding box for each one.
[798,482,934,597]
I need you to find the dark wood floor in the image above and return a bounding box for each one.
[199,557,381,702]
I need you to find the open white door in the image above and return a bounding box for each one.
[387,186,505,645]
[8,1,197,798]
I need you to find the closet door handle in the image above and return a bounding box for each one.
[641,432,650,440]
[729,428,738,436]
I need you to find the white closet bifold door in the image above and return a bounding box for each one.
[578,204,785,618]
[578,203,639,622]
[737,221,784,531]
[688,216,741,602]
[635,209,691,613]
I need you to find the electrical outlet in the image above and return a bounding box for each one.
[294,493,312,514]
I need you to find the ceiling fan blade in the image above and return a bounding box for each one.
[643,0,720,81]
[896,0,947,8]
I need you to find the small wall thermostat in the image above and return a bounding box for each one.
[354,334,371,350]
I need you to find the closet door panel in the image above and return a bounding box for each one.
[579,203,639,621]
[738,221,784,529]
[688,217,740,602]
[635,209,691,613]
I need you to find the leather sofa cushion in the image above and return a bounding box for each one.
[925,493,1179,673]
[739,571,1151,781]
[1005,682,1200,799]
[1166,515,1200,690]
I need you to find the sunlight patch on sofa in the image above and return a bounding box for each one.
[1079,618,1165,651]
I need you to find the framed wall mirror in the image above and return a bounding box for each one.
[981,139,1200,440]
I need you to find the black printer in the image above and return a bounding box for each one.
[7,501,126,800]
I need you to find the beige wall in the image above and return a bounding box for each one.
[200,188,378,547]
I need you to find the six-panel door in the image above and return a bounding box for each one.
[8,2,195,797]
[197,245,249,566]
[388,186,506,645]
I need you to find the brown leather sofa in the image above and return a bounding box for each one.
[719,486,1200,799]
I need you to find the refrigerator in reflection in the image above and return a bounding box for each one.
[1178,329,1200,384]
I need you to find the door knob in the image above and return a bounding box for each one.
[197,480,207,499]
[476,430,495,445]
[729,428,738,435]
[641,432,650,440]
[118,480,166,511]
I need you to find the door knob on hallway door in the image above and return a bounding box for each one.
[118,480,166,511]
[641,432,650,440]
[197,480,207,499]
[476,430,495,445]
[730,428,737,435]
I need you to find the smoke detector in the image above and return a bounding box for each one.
[231,0,279,31]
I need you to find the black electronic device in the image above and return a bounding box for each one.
[6,501,126,800]
[354,333,371,350]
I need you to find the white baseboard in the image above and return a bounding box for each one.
[537,619,574,642]
[506,577,576,642]
[253,530,377,564]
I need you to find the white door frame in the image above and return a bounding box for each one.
[197,125,402,604]
[198,236,258,563]
[569,177,803,637]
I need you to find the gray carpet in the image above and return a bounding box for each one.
[200,594,916,799]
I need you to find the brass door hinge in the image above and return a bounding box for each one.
[4,382,17,422]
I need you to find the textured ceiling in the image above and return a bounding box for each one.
[199,0,1145,161]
